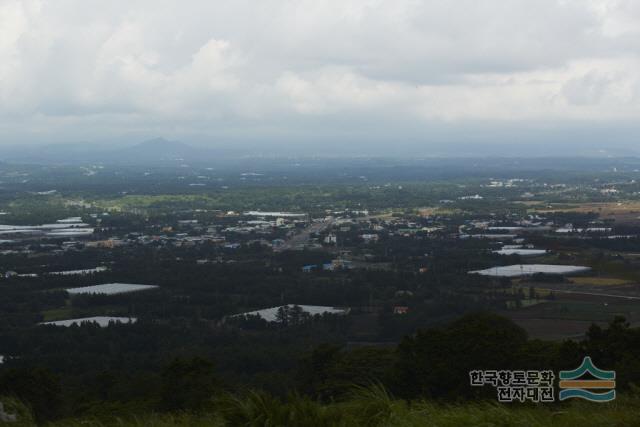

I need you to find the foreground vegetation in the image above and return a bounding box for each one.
[2,314,639,425]
[3,386,640,426]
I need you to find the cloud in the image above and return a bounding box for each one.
[0,0,639,149]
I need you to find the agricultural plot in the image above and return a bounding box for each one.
[569,276,634,286]
[493,249,547,256]
[503,293,640,340]
[232,305,350,322]
[40,317,137,327]
[469,264,591,277]
[66,283,158,295]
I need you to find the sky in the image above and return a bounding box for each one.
[1,0,640,155]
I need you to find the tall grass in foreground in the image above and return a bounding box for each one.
[11,386,640,426]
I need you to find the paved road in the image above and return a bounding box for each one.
[275,218,336,251]
[536,287,640,300]
[274,214,377,252]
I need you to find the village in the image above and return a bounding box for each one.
[1,171,640,344]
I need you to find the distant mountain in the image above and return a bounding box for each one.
[0,138,246,165]
[126,137,195,153]
[103,138,208,163]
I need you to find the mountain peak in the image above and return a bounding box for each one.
[135,138,189,149]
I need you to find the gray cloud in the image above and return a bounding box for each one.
[1,0,639,152]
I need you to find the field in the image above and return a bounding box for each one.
[41,307,73,322]
[503,292,640,340]
[522,201,640,213]
[522,201,640,224]
[417,207,464,216]
[569,277,634,286]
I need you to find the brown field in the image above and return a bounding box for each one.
[569,277,634,286]
[517,201,640,224]
[507,317,605,340]
[417,207,463,216]
[521,201,640,215]
[501,291,640,340]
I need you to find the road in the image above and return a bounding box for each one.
[275,218,337,252]
[536,287,640,300]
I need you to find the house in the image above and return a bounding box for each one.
[302,265,317,273]
[360,234,379,243]
[394,306,409,315]
[324,234,337,244]
[323,263,335,271]
[323,259,352,271]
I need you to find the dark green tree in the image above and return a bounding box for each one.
[394,312,528,399]
[0,367,64,422]
[159,357,220,411]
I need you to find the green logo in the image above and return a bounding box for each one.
[559,357,615,402]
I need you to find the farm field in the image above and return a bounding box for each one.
[569,276,634,286]
[503,293,640,340]
[521,201,640,224]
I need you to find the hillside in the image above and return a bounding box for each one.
[0,138,245,165]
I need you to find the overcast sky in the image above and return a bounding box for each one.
[1,0,640,155]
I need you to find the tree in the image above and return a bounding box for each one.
[159,357,221,411]
[288,305,304,326]
[394,312,528,399]
[297,344,395,401]
[275,306,289,327]
[296,344,342,400]
[0,367,64,422]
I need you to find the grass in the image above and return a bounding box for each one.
[506,299,640,324]
[41,307,73,322]
[35,389,640,427]
[0,397,34,426]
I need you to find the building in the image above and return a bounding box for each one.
[394,306,409,315]
[324,234,337,244]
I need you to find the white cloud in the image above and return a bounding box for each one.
[0,0,639,147]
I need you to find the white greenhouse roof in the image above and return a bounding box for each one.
[469,264,591,278]
[48,267,108,276]
[40,316,136,327]
[66,283,158,295]
[233,305,349,322]
[494,249,547,256]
